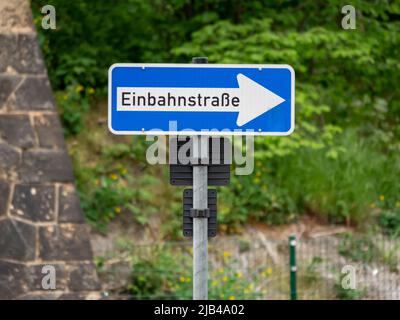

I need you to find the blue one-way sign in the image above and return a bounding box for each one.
[108,64,294,136]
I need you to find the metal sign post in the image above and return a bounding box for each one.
[192,135,209,300]
[192,57,209,300]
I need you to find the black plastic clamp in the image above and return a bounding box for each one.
[189,208,210,218]
[192,158,209,166]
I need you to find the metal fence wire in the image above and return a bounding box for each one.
[98,234,400,300]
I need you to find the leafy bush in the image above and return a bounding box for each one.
[128,248,190,300]
[219,174,297,232]
[79,175,135,232]
[376,195,400,238]
[302,256,323,286]
[379,210,400,238]
[54,83,93,136]
[334,280,365,300]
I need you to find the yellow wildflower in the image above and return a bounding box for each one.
[179,276,185,283]
[223,251,231,258]
[265,267,273,275]
[185,277,191,283]
[211,280,218,287]
[228,296,235,300]
[75,84,84,93]
[110,173,118,180]
[370,203,376,209]
[218,267,224,274]
[88,87,95,94]
[379,195,385,201]
[396,201,400,208]
[114,207,121,214]
[222,276,228,282]
[236,272,243,278]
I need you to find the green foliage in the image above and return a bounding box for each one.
[72,134,161,232]
[338,233,379,263]
[379,210,400,238]
[102,138,148,162]
[128,247,189,300]
[54,83,92,136]
[273,130,400,224]
[219,174,297,232]
[334,280,365,300]
[32,0,400,232]
[375,197,400,238]
[79,175,134,232]
[31,0,239,94]
[302,256,323,286]
[122,245,268,299]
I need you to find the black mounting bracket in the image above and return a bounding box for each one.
[183,189,217,238]
[189,208,210,218]
[169,137,231,186]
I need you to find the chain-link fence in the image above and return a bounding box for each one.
[97,233,400,300]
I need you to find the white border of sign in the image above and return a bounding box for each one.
[108,63,295,136]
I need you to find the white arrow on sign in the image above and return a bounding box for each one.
[116,73,285,126]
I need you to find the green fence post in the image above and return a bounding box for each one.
[289,235,297,300]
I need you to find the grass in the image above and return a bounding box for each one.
[273,130,400,225]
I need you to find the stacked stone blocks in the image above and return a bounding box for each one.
[0,0,100,299]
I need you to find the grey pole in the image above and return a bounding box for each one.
[192,57,208,300]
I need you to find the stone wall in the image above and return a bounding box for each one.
[0,0,101,299]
